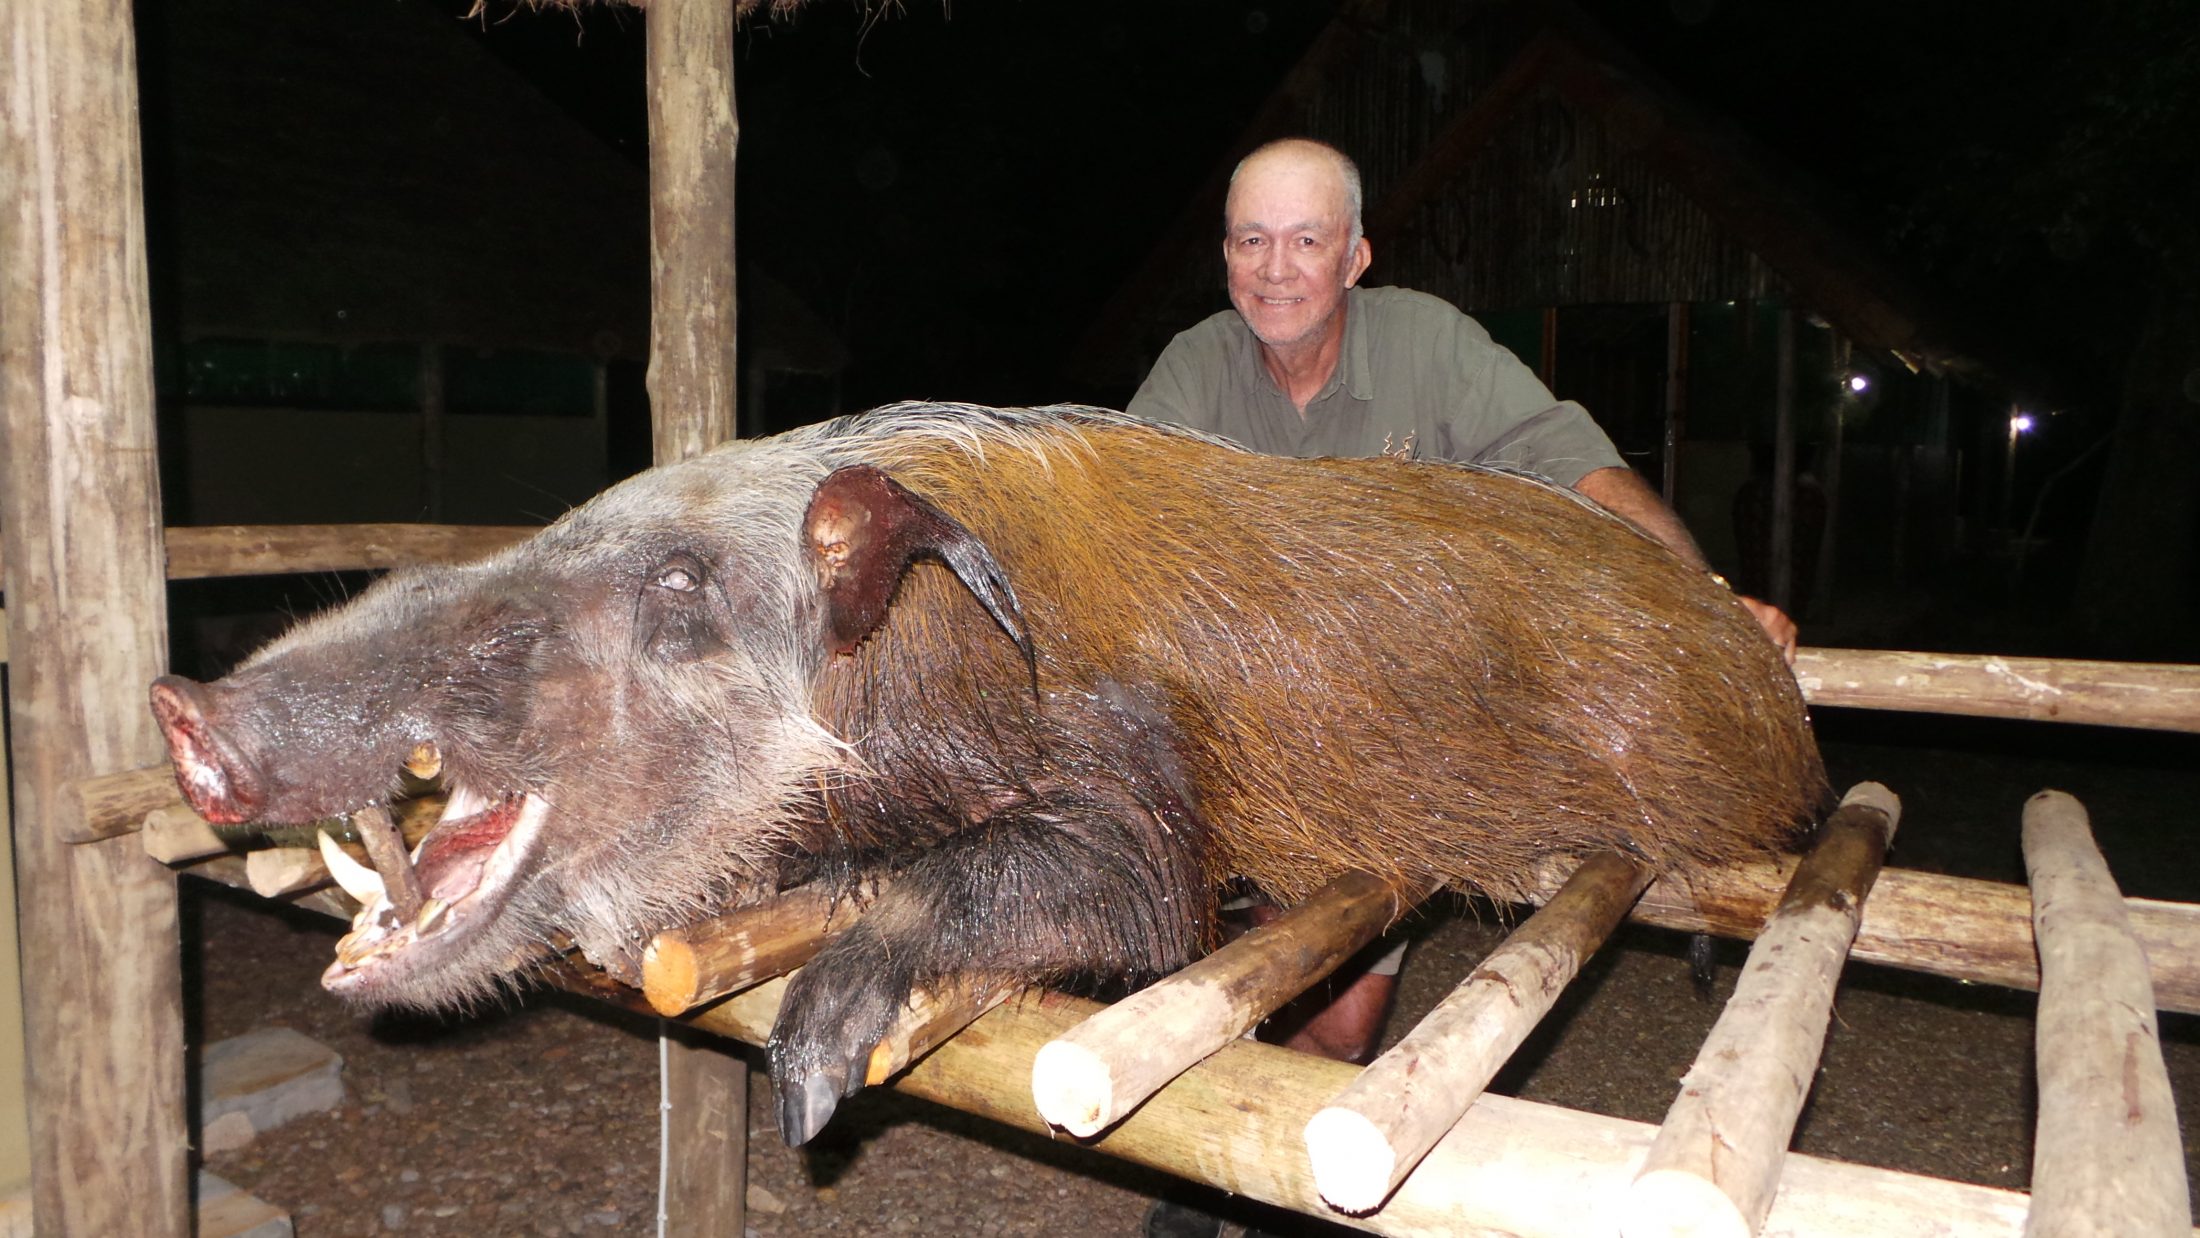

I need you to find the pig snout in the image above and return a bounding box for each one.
[150,675,270,824]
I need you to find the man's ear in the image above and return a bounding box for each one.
[1344,235,1373,288]
[803,464,1033,664]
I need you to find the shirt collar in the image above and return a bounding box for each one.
[1337,285,1374,403]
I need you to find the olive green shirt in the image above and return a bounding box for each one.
[1127,285,1624,486]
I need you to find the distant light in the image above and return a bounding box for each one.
[1846,374,1871,394]
[2011,413,2036,434]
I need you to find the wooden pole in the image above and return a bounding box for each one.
[1305,853,1650,1214]
[1529,849,2200,1017]
[0,522,535,586]
[1770,307,1797,612]
[1033,871,1436,1138]
[641,883,860,1016]
[2022,790,2191,1237]
[644,0,745,1228]
[1625,783,1901,1238]
[0,0,190,1228]
[1794,648,2200,733]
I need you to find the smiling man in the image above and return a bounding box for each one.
[1129,137,1795,654]
[1125,136,1793,1238]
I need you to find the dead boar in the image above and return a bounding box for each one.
[149,402,1829,1144]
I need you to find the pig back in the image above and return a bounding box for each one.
[822,413,1827,905]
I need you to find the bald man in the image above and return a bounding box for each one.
[1126,137,1793,1238]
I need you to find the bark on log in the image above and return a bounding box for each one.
[2022,790,2191,1237]
[1527,854,2200,1016]
[2,0,189,1228]
[1033,871,1437,1138]
[1625,783,1901,1238]
[641,883,860,1015]
[1796,649,2200,733]
[74,762,185,843]
[680,975,2036,1237]
[352,803,424,922]
[1305,853,1651,1214]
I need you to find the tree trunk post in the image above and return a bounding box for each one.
[1,0,190,1231]
[644,0,747,1230]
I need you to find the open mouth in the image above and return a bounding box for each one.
[320,785,551,997]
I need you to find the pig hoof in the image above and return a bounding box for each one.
[776,1071,845,1146]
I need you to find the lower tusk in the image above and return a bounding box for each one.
[415,897,449,934]
[317,830,387,905]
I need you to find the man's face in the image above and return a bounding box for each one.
[1222,153,1373,353]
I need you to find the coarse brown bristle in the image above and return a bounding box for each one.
[827,415,1828,906]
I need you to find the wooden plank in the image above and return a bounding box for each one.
[1626,784,1900,1238]
[1796,648,2200,732]
[1,0,189,1227]
[2022,791,2191,1235]
[1033,871,1436,1138]
[75,763,186,843]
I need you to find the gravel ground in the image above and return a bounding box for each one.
[192,716,2200,1237]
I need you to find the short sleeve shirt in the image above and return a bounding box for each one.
[1126,285,1624,486]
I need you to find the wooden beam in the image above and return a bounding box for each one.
[1529,853,2200,1017]
[1,0,189,1226]
[0,522,533,587]
[2022,791,2191,1235]
[1626,784,1900,1238]
[1033,871,1435,1138]
[1795,648,2200,732]
[1305,852,1650,1213]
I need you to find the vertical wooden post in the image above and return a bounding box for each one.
[1661,300,1689,503]
[646,0,740,462]
[644,0,747,1231]
[1769,307,1797,612]
[0,0,190,1233]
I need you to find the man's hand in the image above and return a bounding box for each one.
[1737,596,1798,664]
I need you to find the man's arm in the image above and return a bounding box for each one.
[1574,465,1799,663]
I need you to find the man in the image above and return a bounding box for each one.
[1126,137,1795,1238]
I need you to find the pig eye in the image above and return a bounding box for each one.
[652,557,704,593]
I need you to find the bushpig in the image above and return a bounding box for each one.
[148,402,1828,1144]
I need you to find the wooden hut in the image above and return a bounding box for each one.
[1,1,2193,1235]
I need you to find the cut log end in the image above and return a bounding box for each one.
[243,847,326,898]
[1838,780,1902,823]
[1030,1039,1115,1138]
[641,936,701,1016]
[1303,1105,1396,1215]
[1622,1168,1752,1238]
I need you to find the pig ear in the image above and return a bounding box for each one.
[803,464,1033,664]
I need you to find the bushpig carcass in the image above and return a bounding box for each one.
[148,402,1828,1144]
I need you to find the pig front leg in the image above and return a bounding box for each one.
[767,788,1212,1145]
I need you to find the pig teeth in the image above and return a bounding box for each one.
[414,898,449,934]
[318,830,388,905]
[405,741,443,780]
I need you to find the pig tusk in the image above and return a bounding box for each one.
[318,830,387,905]
[405,741,443,781]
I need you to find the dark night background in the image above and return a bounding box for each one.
[133,0,2200,665]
